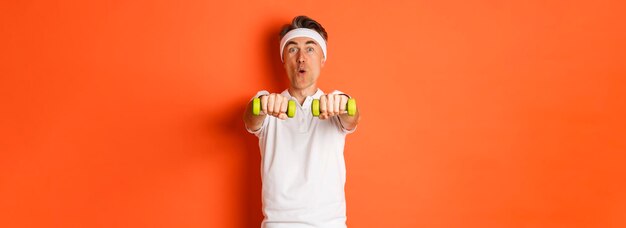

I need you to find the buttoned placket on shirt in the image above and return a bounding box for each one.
[297,97,310,133]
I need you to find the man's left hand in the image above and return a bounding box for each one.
[319,94,350,120]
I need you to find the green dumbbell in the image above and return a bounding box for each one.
[311,98,357,117]
[252,98,296,118]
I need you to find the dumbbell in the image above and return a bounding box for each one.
[251,97,357,118]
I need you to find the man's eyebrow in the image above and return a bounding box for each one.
[286,40,319,46]
[305,40,319,46]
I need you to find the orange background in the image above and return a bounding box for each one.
[1,0,625,227]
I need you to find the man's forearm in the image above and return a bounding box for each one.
[338,109,360,131]
[243,100,267,132]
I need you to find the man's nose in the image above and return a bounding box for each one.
[297,51,306,63]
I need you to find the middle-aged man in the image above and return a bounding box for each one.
[243,15,360,228]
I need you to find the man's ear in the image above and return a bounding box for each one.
[321,58,326,67]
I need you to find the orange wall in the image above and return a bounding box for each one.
[1,0,625,227]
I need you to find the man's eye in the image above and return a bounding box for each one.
[289,47,297,53]
[307,47,314,52]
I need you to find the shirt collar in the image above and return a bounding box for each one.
[281,88,324,99]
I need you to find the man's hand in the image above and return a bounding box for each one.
[319,93,360,130]
[243,92,290,133]
[260,93,289,120]
[319,94,349,120]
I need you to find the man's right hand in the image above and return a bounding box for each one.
[258,93,290,120]
[244,92,290,133]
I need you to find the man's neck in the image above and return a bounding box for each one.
[288,86,318,105]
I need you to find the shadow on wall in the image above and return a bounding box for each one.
[217,18,290,227]
[263,17,290,93]
[217,105,263,227]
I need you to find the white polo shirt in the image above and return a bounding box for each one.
[246,89,356,228]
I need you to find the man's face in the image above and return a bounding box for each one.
[282,37,326,90]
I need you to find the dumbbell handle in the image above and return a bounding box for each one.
[252,98,356,118]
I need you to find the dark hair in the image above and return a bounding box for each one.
[280,15,328,41]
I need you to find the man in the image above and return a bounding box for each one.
[243,15,360,228]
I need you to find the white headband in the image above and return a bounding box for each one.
[280,28,327,62]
